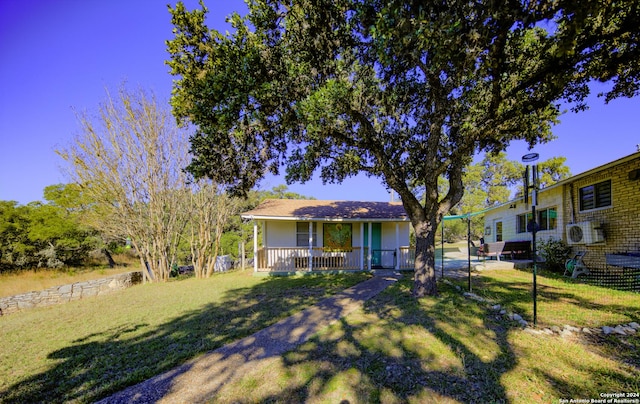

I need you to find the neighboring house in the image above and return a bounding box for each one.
[483,151,640,269]
[241,199,412,273]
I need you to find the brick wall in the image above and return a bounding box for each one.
[563,155,640,268]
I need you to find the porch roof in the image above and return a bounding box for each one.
[241,199,409,222]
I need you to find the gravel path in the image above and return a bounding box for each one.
[98,271,401,404]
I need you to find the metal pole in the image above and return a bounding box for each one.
[467,215,472,292]
[531,164,539,326]
[532,204,537,326]
[522,153,540,327]
[441,221,445,278]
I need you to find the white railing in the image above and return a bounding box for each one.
[256,247,365,271]
[256,246,416,272]
[398,247,415,269]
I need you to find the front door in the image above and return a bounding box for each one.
[364,223,382,267]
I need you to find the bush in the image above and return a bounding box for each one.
[538,238,572,272]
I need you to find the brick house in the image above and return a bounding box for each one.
[483,151,640,269]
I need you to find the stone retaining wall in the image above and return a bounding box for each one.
[0,271,143,316]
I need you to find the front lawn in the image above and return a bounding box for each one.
[2,268,638,403]
[471,268,640,328]
[209,274,640,403]
[0,270,370,403]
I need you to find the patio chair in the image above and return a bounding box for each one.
[564,251,589,278]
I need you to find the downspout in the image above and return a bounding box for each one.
[569,183,576,224]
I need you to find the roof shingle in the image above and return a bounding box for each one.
[241,199,408,220]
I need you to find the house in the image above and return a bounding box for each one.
[483,151,640,269]
[241,199,412,273]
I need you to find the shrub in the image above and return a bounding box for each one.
[538,238,572,272]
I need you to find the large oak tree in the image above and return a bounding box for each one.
[167,0,639,296]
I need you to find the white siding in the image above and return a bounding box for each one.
[263,220,409,248]
[265,221,296,246]
[483,186,565,243]
[381,222,410,248]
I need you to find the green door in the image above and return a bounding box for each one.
[364,223,382,267]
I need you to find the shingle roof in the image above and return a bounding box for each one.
[241,199,408,221]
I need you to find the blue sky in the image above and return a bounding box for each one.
[1,1,638,205]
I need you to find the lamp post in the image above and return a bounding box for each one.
[522,152,539,326]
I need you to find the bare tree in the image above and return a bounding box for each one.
[188,181,241,278]
[58,86,191,282]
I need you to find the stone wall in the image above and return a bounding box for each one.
[0,271,142,316]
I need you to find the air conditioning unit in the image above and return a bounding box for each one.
[566,221,605,245]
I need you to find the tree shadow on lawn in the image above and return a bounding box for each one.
[218,277,518,403]
[0,274,368,404]
[238,277,638,403]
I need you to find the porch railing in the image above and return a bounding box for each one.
[256,246,416,272]
[256,247,365,271]
[398,247,415,270]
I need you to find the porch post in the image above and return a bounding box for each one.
[253,220,258,272]
[360,222,365,271]
[395,222,400,270]
[367,222,372,271]
[308,221,313,272]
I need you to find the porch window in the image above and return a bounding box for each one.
[579,180,612,211]
[296,222,317,247]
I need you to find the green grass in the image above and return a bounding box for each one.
[468,268,640,328]
[0,270,370,403]
[2,268,639,403]
[207,275,640,403]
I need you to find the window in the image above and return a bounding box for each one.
[516,213,533,234]
[296,222,317,247]
[517,207,557,233]
[537,207,557,231]
[579,180,611,211]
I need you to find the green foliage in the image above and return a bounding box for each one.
[538,238,573,272]
[167,0,639,295]
[538,157,572,188]
[219,232,241,259]
[263,185,314,200]
[0,201,33,269]
[0,185,102,271]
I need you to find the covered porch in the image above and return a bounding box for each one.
[242,199,413,274]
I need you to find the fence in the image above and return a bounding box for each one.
[443,249,640,329]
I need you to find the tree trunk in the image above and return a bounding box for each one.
[103,249,116,268]
[412,220,438,297]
